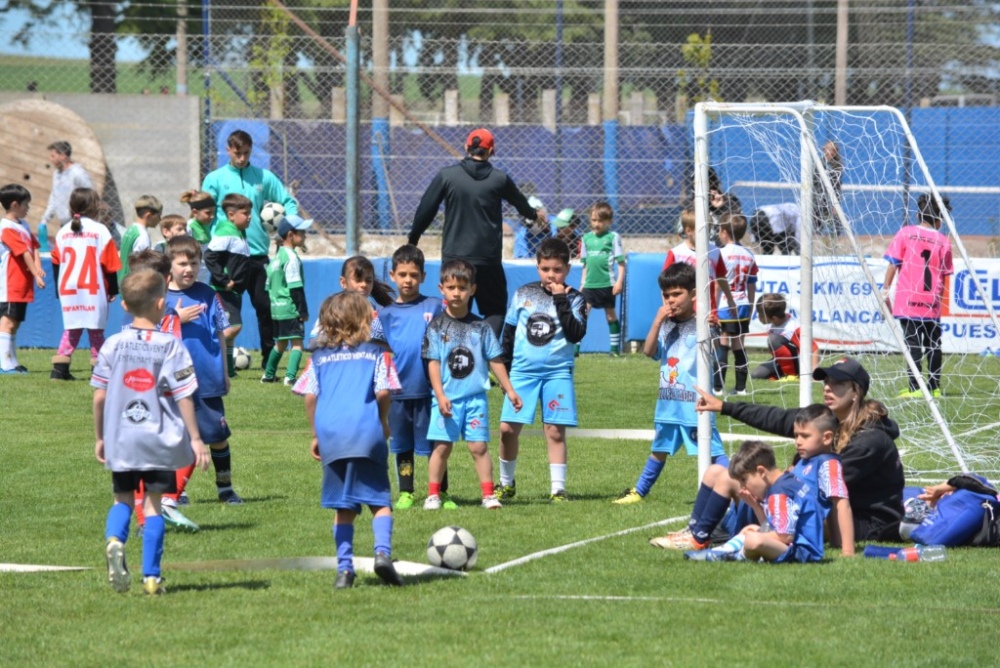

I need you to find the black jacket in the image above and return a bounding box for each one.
[409,157,538,265]
[722,401,905,540]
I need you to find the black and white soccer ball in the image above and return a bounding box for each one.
[233,346,252,371]
[260,201,285,234]
[427,525,478,571]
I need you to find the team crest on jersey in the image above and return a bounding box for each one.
[123,400,152,424]
[424,312,434,323]
[123,369,155,393]
[665,357,680,385]
[447,346,475,379]
[526,313,557,346]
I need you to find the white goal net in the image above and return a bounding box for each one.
[693,101,1000,480]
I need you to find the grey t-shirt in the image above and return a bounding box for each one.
[91,327,199,471]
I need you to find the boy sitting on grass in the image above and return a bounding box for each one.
[685,439,825,563]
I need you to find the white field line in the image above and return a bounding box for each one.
[515,594,1000,614]
[524,429,791,444]
[484,514,689,574]
[0,558,462,577]
[0,564,92,573]
[956,421,1000,439]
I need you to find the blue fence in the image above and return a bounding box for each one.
[19,255,670,353]
[213,107,1000,237]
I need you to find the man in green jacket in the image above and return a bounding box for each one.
[201,129,298,368]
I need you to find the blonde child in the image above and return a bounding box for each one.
[153,214,188,254]
[293,291,404,589]
[119,194,162,280]
[579,201,625,356]
[50,188,122,381]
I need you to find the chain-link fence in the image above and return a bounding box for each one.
[2,1,999,255]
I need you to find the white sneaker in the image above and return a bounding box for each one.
[481,495,502,510]
[423,494,441,510]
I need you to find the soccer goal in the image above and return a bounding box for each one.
[691,101,1000,480]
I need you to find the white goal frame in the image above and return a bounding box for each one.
[691,101,1000,480]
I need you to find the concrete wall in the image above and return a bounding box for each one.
[0,92,200,225]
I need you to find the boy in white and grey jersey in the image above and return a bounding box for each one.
[92,269,209,595]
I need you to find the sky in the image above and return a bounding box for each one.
[1,8,147,61]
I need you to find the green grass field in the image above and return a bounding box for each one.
[3,349,999,666]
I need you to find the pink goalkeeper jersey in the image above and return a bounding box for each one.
[884,224,953,320]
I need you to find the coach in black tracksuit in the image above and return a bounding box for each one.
[408,128,545,337]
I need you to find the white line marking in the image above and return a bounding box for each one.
[523,429,791,444]
[516,594,1000,615]
[957,421,1000,439]
[485,515,689,574]
[0,564,92,573]
[166,556,464,577]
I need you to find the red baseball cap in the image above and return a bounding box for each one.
[466,128,495,153]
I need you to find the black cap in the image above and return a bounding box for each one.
[814,357,871,397]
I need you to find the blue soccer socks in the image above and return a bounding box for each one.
[142,515,166,578]
[635,455,666,497]
[334,523,355,573]
[372,515,393,557]
[105,502,133,544]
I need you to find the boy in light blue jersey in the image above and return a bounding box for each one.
[422,259,522,510]
[497,238,587,502]
[613,262,727,506]
[166,236,244,505]
[377,245,446,510]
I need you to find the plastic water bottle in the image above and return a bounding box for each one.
[37,221,49,252]
[862,544,946,562]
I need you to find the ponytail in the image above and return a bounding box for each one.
[68,187,100,232]
[370,278,395,307]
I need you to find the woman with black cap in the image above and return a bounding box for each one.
[695,356,905,542]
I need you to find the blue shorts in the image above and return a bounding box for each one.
[650,422,724,457]
[718,304,752,336]
[426,393,490,443]
[500,374,577,426]
[194,395,231,444]
[321,457,391,512]
[720,501,757,538]
[389,397,432,457]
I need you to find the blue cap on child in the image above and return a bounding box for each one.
[277,214,313,239]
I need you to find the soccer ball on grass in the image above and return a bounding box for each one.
[427,525,478,571]
[233,347,253,371]
[260,202,285,234]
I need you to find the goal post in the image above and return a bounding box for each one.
[692,101,1000,481]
